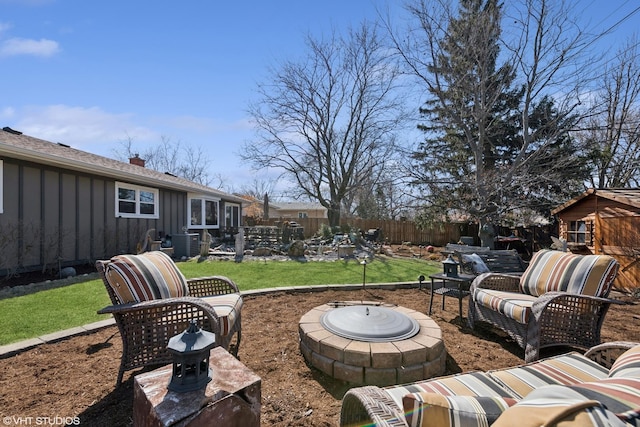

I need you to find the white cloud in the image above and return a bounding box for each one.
[11,104,158,152]
[0,37,60,57]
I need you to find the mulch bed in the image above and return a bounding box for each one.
[1,286,638,426]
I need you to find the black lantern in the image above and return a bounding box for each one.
[167,320,216,392]
[442,254,459,277]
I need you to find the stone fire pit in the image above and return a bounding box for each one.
[299,301,446,386]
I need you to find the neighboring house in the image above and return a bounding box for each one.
[551,188,640,291]
[270,202,327,219]
[0,127,245,277]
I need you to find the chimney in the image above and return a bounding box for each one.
[129,154,145,167]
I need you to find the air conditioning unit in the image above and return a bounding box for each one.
[172,233,200,258]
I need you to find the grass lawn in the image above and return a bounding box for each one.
[0,256,439,346]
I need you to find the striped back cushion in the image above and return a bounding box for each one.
[104,251,189,303]
[519,250,618,297]
[609,345,640,378]
[488,351,608,399]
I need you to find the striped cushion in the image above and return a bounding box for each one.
[519,250,618,297]
[104,251,188,303]
[403,393,516,427]
[384,372,518,412]
[488,352,609,399]
[201,294,243,336]
[610,345,640,379]
[492,385,628,427]
[564,378,640,423]
[473,289,536,323]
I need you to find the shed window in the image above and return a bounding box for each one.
[115,182,159,218]
[189,196,219,228]
[567,220,592,245]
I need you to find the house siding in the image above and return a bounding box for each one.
[0,156,190,276]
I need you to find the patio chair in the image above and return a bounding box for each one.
[468,250,620,362]
[96,250,242,385]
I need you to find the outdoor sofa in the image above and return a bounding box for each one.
[96,250,242,385]
[340,341,640,426]
[468,249,620,362]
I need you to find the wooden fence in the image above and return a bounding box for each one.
[243,217,479,247]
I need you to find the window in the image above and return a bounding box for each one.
[189,196,219,228]
[298,212,308,219]
[225,203,240,228]
[567,220,592,245]
[115,182,159,218]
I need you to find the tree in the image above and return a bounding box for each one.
[580,38,640,188]
[241,22,406,227]
[388,0,594,244]
[115,135,218,187]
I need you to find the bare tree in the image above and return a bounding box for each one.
[114,135,213,186]
[579,38,640,188]
[241,22,407,227]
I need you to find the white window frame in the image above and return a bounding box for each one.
[298,212,308,219]
[225,203,241,228]
[188,194,220,229]
[115,181,159,219]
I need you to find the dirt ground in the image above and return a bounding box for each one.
[0,285,638,426]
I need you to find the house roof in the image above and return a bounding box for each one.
[0,127,245,203]
[551,188,640,215]
[271,202,326,211]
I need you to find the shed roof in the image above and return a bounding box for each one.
[551,188,640,215]
[0,127,245,203]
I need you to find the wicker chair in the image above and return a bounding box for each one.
[340,342,639,427]
[468,250,620,362]
[96,251,242,385]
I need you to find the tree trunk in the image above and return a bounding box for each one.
[327,203,341,228]
[478,221,496,249]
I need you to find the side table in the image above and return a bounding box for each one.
[133,346,261,427]
[429,273,476,320]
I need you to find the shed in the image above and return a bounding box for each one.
[551,188,640,292]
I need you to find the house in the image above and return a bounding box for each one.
[0,127,245,277]
[551,188,640,291]
[270,202,327,220]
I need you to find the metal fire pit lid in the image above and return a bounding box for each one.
[320,305,420,342]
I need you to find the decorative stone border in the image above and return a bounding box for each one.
[299,301,447,386]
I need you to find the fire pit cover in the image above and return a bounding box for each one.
[320,304,420,342]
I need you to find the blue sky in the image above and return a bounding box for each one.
[0,0,638,194]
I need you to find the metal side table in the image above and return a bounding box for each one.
[429,273,476,320]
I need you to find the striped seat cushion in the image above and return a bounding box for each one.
[492,384,629,427]
[201,294,243,336]
[609,345,640,379]
[384,371,518,413]
[488,352,609,399]
[473,289,537,323]
[403,393,516,427]
[104,251,189,303]
[519,250,618,297]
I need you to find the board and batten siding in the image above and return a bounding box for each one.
[0,157,187,276]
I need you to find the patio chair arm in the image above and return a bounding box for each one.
[187,275,240,297]
[97,296,221,330]
[584,341,640,369]
[340,385,408,427]
[470,273,521,294]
